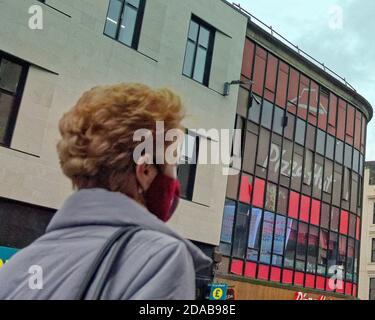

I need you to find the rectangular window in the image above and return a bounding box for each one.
[260,211,275,264]
[287,69,299,114]
[337,99,346,141]
[219,199,236,256]
[328,93,337,136]
[284,219,298,268]
[247,208,263,261]
[297,75,309,120]
[104,0,145,49]
[273,215,286,266]
[0,54,28,146]
[276,62,289,108]
[372,239,375,263]
[252,47,267,96]
[318,88,329,130]
[232,203,250,259]
[370,168,375,185]
[373,203,375,225]
[370,279,375,300]
[178,133,199,200]
[241,39,255,79]
[183,17,215,86]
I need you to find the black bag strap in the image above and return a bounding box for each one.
[75,225,142,300]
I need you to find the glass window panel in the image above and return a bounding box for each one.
[296,223,308,263]
[0,93,15,144]
[281,140,292,177]
[344,144,353,169]
[284,219,298,268]
[232,203,250,258]
[316,129,326,155]
[265,183,277,212]
[219,200,236,255]
[256,129,271,170]
[284,113,295,140]
[273,215,286,257]
[287,68,299,111]
[247,208,263,261]
[307,226,319,273]
[298,75,309,120]
[323,159,333,194]
[342,168,350,201]
[353,149,360,173]
[333,165,342,207]
[243,131,258,174]
[291,146,303,191]
[198,26,210,48]
[326,135,335,160]
[335,140,344,164]
[273,106,284,135]
[253,47,267,95]
[260,211,275,264]
[276,62,288,108]
[331,207,340,232]
[306,124,316,151]
[338,235,347,268]
[127,0,140,7]
[313,155,324,199]
[249,94,261,123]
[295,119,306,146]
[350,174,358,214]
[118,4,138,46]
[318,229,328,271]
[303,149,313,186]
[183,40,196,77]
[277,187,289,215]
[268,137,282,183]
[0,59,23,93]
[193,46,208,83]
[104,0,123,38]
[188,20,199,41]
[327,232,338,276]
[226,173,239,200]
[321,203,330,229]
[346,238,355,280]
[261,99,273,129]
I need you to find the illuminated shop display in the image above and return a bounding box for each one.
[218,38,367,297]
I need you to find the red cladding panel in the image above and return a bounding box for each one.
[253,178,265,208]
[353,285,357,297]
[265,54,278,93]
[337,99,346,140]
[294,272,304,286]
[300,195,310,222]
[297,75,309,120]
[242,39,255,79]
[239,175,252,204]
[318,91,328,130]
[245,262,257,279]
[308,81,319,126]
[345,282,353,296]
[257,265,269,280]
[310,199,321,226]
[354,111,362,150]
[340,210,349,235]
[276,62,288,109]
[326,278,334,292]
[356,217,361,240]
[282,270,293,284]
[328,93,337,135]
[316,276,325,290]
[288,191,300,219]
[270,267,281,282]
[336,282,345,294]
[305,274,315,289]
[253,47,267,95]
[230,260,243,276]
[287,69,299,114]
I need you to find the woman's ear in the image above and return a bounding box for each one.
[135,155,158,193]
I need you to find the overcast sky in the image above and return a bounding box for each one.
[235,0,375,160]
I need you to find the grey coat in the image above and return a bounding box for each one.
[0,189,212,300]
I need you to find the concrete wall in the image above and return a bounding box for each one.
[0,0,248,245]
[359,167,375,299]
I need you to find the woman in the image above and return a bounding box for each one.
[0,83,212,300]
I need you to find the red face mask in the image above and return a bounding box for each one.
[144,173,180,222]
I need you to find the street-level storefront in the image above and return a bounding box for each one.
[215,275,355,300]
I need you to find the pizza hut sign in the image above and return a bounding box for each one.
[294,291,334,300]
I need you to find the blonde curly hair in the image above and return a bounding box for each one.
[57,83,185,191]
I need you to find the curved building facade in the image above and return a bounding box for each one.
[216,11,373,299]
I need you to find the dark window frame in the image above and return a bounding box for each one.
[177,131,199,201]
[0,52,29,148]
[103,0,146,50]
[182,15,216,87]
